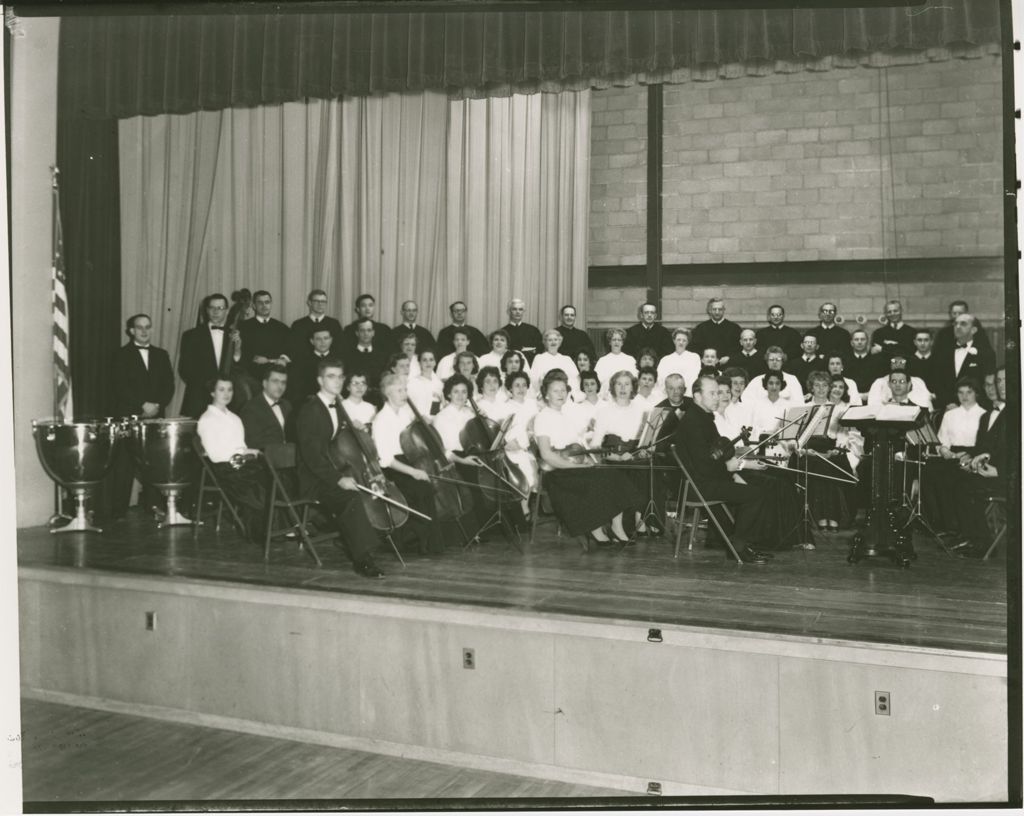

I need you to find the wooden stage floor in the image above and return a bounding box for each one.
[17,509,1009,654]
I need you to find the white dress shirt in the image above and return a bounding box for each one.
[594,352,638,397]
[209,324,226,368]
[656,350,701,394]
[341,397,377,427]
[197,405,248,463]
[529,352,579,396]
[134,345,150,369]
[867,375,932,409]
[953,341,975,376]
[938,402,985,448]
[371,402,415,468]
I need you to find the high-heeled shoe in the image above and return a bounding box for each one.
[587,531,614,548]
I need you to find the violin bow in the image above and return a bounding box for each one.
[355,484,433,521]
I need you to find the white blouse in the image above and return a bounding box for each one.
[529,352,579,396]
[476,394,512,421]
[433,404,475,455]
[657,350,701,393]
[533,405,585,469]
[197,405,248,463]
[437,352,477,382]
[742,372,804,405]
[937,403,985,448]
[593,399,648,446]
[371,402,415,468]
[749,397,787,440]
[594,352,638,396]
[407,373,443,417]
[341,397,376,427]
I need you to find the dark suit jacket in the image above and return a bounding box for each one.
[843,352,880,395]
[907,354,939,397]
[502,322,545,363]
[691,319,742,362]
[178,326,225,418]
[786,355,827,390]
[555,325,595,361]
[240,393,292,450]
[391,324,436,354]
[295,396,351,499]
[239,317,291,377]
[934,321,992,358]
[807,324,851,359]
[111,342,175,417]
[624,322,674,361]
[288,350,334,402]
[754,325,802,361]
[871,323,917,361]
[342,320,392,354]
[342,345,389,389]
[289,315,343,360]
[655,396,695,454]
[934,342,996,408]
[974,406,1009,474]
[436,324,489,357]
[674,404,730,488]
[733,351,767,382]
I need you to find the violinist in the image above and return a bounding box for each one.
[532,371,641,546]
[341,372,377,428]
[407,348,443,417]
[292,358,386,578]
[370,372,448,555]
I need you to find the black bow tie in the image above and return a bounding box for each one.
[269,401,279,407]
[328,403,337,410]
[134,344,150,350]
[209,325,224,331]
[957,343,969,348]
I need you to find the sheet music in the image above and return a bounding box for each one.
[781,406,812,440]
[637,408,669,448]
[875,404,923,422]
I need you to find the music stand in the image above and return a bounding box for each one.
[636,408,670,534]
[896,420,949,555]
[467,415,524,553]
[781,404,834,549]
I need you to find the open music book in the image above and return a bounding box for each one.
[841,404,922,423]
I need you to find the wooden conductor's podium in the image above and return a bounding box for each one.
[839,404,928,568]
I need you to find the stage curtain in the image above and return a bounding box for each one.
[119,91,588,413]
[59,2,1001,117]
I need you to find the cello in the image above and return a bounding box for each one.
[400,397,476,523]
[459,396,531,501]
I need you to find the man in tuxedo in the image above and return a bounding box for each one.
[786,335,827,390]
[554,304,595,361]
[934,312,996,411]
[392,300,436,354]
[691,298,741,366]
[178,293,240,418]
[240,364,291,450]
[933,299,992,358]
[343,318,389,403]
[294,358,385,578]
[624,302,674,361]
[655,374,694,449]
[755,304,802,362]
[343,293,392,353]
[289,327,336,402]
[807,302,850,359]
[239,290,291,378]
[501,298,544,364]
[674,375,779,564]
[289,289,343,360]
[106,313,176,519]
[871,299,916,362]
[436,301,489,357]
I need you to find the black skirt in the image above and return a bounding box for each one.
[543,467,642,536]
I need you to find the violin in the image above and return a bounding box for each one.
[329,399,412,533]
[710,426,753,461]
[459,397,531,500]
[400,397,473,520]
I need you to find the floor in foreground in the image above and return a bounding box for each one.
[17,507,1008,653]
[19,699,626,803]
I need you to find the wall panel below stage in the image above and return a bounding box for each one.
[19,568,1008,802]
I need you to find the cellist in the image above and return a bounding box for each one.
[371,372,447,555]
[293,358,385,578]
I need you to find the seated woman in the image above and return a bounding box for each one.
[636,346,660,374]
[407,348,443,416]
[531,371,642,545]
[396,332,422,378]
[574,349,595,376]
[500,349,530,393]
[481,329,529,375]
[196,377,266,544]
[341,371,377,429]
[454,351,480,396]
[571,371,602,431]
[503,370,540,513]
[530,330,580,397]
[595,328,638,398]
[748,371,788,442]
[436,329,474,381]
[633,365,664,411]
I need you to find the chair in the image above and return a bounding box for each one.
[262,442,336,567]
[982,495,1007,561]
[192,437,247,540]
[669,444,742,563]
[528,467,561,544]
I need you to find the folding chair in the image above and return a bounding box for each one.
[192,437,247,540]
[982,495,1007,561]
[528,467,561,543]
[262,442,336,567]
[669,444,742,563]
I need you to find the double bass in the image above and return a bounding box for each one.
[400,398,475,521]
[220,291,258,408]
[459,397,531,501]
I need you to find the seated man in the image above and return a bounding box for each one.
[240,364,291,450]
[867,355,932,409]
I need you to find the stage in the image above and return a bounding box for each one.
[17,510,1011,801]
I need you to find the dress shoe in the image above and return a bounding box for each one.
[738,547,768,564]
[354,560,385,578]
[750,547,775,559]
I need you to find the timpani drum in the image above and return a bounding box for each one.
[131,417,199,527]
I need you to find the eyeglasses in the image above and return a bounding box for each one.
[311,298,328,304]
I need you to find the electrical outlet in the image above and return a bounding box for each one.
[145,611,156,631]
[647,628,663,643]
[462,648,475,669]
[875,691,890,716]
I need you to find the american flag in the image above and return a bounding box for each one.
[52,167,73,421]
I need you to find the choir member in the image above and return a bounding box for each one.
[786,335,827,386]
[289,327,336,401]
[529,330,580,396]
[843,328,878,400]
[239,290,292,378]
[396,332,422,378]
[391,300,435,354]
[289,289,342,360]
[824,354,863,406]
[436,330,474,381]
[595,328,638,397]
[294,358,385,577]
[755,305,802,362]
[454,351,481,394]
[436,301,489,358]
[734,329,767,381]
[500,350,531,387]
[908,329,937,402]
[555,304,596,361]
[342,293,392,352]
[933,312,996,411]
[501,298,544,364]
[657,328,701,394]
[699,348,723,381]
[807,302,850,359]
[691,298,741,365]
[741,347,804,405]
[340,372,377,428]
[196,377,266,544]
[342,318,389,403]
[933,300,992,358]
[867,355,932,409]
[478,329,513,371]
[476,367,511,416]
[623,302,674,361]
[574,349,595,375]
[748,371,788,440]
[532,372,641,545]
[871,300,916,362]
[408,348,444,417]
[633,367,663,411]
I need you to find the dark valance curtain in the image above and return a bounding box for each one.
[59,3,1001,119]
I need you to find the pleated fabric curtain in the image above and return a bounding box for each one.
[119,91,590,414]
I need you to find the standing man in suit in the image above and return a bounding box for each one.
[691,298,741,366]
[807,302,850,360]
[179,293,240,419]
[554,304,595,362]
[343,318,389,404]
[843,328,878,401]
[871,300,916,362]
[240,364,291,450]
[289,289,343,361]
[343,294,392,353]
[239,290,291,379]
[106,313,176,519]
[933,299,992,358]
[935,312,996,411]
[294,358,385,578]
[755,305,802,362]
[501,298,544,364]
[289,327,336,402]
[907,329,938,404]
[786,335,827,388]
[436,301,489,357]
[624,302,674,362]
[391,300,436,354]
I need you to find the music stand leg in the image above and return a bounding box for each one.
[467,499,523,554]
[782,459,817,551]
[640,455,665,536]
